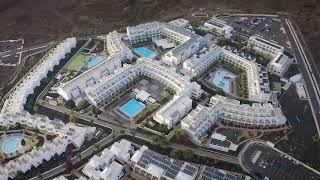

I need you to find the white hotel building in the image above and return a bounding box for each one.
[0,111,95,179]
[248,35,284,58]
[84,58,202,128]
[268,53,293,77]
[181,95,287,142]
[82,140,132,180]
[183,45,271,103]
[127,22,203,65]
[58,54,122,100]
[1,38,77,114]
[99,30,133,61]
[203,17,233,38]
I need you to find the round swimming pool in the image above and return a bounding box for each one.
[2,137,22,154]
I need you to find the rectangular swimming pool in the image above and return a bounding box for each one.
[121,99,145,118]
[87,56,102,68]
[133,47,157,59]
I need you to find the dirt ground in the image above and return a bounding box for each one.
[0,0,319,63]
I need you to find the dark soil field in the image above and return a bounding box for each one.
[0,0,319,66]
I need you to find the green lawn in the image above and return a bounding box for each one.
[67,54,89,72]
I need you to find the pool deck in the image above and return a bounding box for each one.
[0,133,30,158]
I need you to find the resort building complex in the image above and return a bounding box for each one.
[181,95,286,142]
[0,111,95,179]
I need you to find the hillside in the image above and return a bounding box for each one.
[0,0,319,65]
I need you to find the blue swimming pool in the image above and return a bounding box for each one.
[133,47,157,59]
[212,69,236,93]
[2,137,23,154]
[121,99,145,118]
[87,56,102,68]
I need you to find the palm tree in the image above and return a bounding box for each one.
[68,111,77,123]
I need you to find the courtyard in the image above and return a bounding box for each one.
[99,77,168,128]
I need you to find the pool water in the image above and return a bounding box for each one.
[87,56,102,68]
[212,69,236,93]
[121,99,145,118]
[2,137,23,154]
[133,47,157,59]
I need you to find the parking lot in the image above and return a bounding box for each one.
[240,141,320,180]
[0,39,23,52]
[223,16,290,47]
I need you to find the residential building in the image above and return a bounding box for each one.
[130,145,198,180]
[296,82,308,100]
[183,45,221,77]
[126,22,163,44]
[99,31,133,61]
[248,35,284,58]
[204,17,233,38]
[268,53,293,77]
[84,58,202,128]
[58,54,122,100]
[181,95,287,142]
[82,140,131,180]
[1,38,77,114]
[153,96,192,129]
[163,35,203,65]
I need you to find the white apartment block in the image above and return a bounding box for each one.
[84,58,202,106]
[126,22,163,44]
[1,38,77,114]
[183,45,221,77]
[183,45,271,102]
[58,55,122,100]
[219,47,271,102]
[204,17,233,38]
[268,53,293,77]
[248,35,284,58]
[153,96,192,129]
[130,145,198,180]
[99,30,133,61]
[82,139,132,180]
[127,22,202,65]
[163,35,203,66]
[181,95,287,142]
[84,58,202,128]
[0,111,95,179]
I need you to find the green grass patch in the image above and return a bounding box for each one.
[67,54,89,71]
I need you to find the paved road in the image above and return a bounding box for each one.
[283,18,320,136]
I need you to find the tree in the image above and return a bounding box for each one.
[174,128,189,142]
[77,100,90,110]
[170,149,181,159]
[182,149,194,160]
[157,123,168,133]
[65,99,76,110]
[68,111,77,123]
[92,106,102,115]
[151,135,168,148]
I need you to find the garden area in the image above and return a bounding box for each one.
[216,127,261,144]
